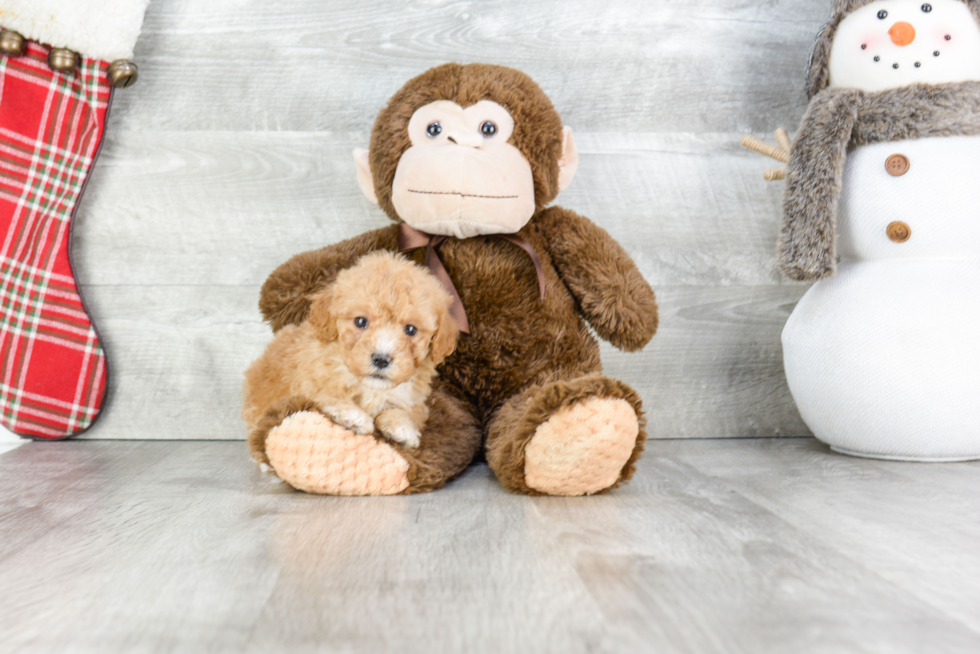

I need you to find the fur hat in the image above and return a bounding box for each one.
[806,0,980,98]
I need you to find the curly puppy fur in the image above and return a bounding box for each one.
[243,251,457,463]
[259,63,659,494]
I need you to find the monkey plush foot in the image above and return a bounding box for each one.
[486,375,647,496]
[265,411,410,495]
[524,397,639,496]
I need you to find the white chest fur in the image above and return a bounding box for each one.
[837,135,980,261]
[355,378,427,416]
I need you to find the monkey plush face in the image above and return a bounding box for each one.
[386,100,536,238]
[829,0,980,91]
[353,64,578,239]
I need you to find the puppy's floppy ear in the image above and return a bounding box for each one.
[429,303,459,365]
[306,288,338,342]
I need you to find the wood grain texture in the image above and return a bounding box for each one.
[111,0,826,134]
[74,132,793,287]
[2,439,978,653]
[662,439,980,644]
[58,0,835,440]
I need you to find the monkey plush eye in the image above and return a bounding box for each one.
[404,325,418,337]
[480,121,497,137]
[354,317,368,329]
[426,122,442,138]
[878,9,888,19]
[922,3,932,12]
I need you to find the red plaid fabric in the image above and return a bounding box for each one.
[0,40,111,439]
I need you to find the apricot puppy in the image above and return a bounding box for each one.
[243,251,457,461]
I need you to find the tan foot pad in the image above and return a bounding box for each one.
[524,397,638,496]
[266,411,410,495]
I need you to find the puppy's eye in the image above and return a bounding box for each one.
[426,122,442,138]
[878,9,888,19]
[404,325,418,337]
[480,121,497,137]
[922,4,932,12]
[354,317,368,329]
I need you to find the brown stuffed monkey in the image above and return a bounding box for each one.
[251,63,659,496]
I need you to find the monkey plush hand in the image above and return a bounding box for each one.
[253,64,659,495]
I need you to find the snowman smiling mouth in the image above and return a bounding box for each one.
[829,0,980,93]
[880,31,948,69]
[863,5,960,73]
[866,15,933,69]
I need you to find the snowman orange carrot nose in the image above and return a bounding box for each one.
[889,22,916,46]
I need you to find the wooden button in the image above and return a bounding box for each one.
[885,154,910,176]
[886,221,911,243]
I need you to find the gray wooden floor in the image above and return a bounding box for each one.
[2,439,978,654]
[7,0,844,442]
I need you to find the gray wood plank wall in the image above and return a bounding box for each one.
[40,0,836,440]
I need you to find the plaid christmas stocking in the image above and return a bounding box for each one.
[0,41,111,439]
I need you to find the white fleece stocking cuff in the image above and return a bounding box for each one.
[0,0,150,61]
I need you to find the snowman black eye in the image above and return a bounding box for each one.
[426,122,442,138]
[874,56,881,62]
[945,34,952,40]
[922,3,932,12]
[861,43,868,49]
[878,9,888,19]
[480,121,497,137]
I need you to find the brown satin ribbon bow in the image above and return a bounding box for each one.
[398,222,547,335]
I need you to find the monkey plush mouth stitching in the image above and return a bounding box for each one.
[408,189,519,199]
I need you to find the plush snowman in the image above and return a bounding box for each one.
[779,0,980,460]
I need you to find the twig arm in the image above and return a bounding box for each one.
[740,135,789,163]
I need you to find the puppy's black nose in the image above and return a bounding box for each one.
[371,353,392,370]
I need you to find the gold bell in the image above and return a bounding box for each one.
[48,48,79,73]
[0,30,25,57]
[107,60,138,88]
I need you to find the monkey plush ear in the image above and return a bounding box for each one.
[353,148,378,205]
[557,126,579,192]
[306,288,339,342]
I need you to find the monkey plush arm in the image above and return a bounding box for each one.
[779,88,861,281]
[259,225,400,331]
[536,206,658,352]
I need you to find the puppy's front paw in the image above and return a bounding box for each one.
[375,407,426,449]
[324,406,375,435]
[380,424,421,449]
